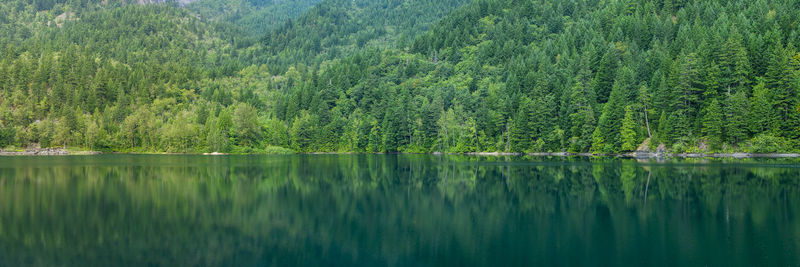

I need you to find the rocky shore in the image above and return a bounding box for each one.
[1,148,798,158]
[0,148,100,156]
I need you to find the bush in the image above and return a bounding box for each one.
[670,141,688,153]
[0,125,15,148]
[263,146,295,154]
[747,134,788,153]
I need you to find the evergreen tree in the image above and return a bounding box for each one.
[290,110,317,152]
[593,67,636,153]
[719,34,751,94]
[592,44,619,104]
[749,80,778,134]
[763,45,800,139]
[656,110,672,145]
[620,106,639,152]
[701,98,723,146]
[565,80,597,152]
[669,52,701,139]
[725,91,750,145]
[510,97,533,152]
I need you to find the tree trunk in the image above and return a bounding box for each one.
[644,105,652,138]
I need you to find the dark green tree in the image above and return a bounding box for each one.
[701,98,724,147]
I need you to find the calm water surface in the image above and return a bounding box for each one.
[0,155,799,266]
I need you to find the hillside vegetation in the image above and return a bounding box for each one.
[0,0,799,154]
[187,0,322,37]
[254,0,471,72]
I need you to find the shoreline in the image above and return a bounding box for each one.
[0,148,101,156]
[496,151,800,158]
[2,148,800,158]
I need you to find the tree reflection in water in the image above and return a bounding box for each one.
[0,155,798,266]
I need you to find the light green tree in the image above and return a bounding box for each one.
[620,106,639,152]
[233,103,262,148]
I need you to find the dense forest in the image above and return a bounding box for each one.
[254,0,471,71]
[188,0,322,38]
[0,0,799,154]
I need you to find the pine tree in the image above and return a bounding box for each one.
[749,80,778,134]
[566,81,597,152]
[701,99,724,146]
[620,106,639,152]
[289,110,316,152]
[529,94,557,144]
[592,44,619,104]
[702,62,721,99]
[593,67,635,153]
[367,120,382,152]
[725,91,749,145]
[590,126,608,153]
[656,110,672,145]
[764,45,800,138]
[510,97,533,152]
[719,34,751,94]
[669,52,701,139]
[662,0,674,14]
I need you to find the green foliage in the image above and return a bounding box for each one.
[262,145,294,154]
[620,106,638,152]
[0,123,15,148]
[725,91,750,145]
[232,103,262,148]
[1,0,800,154]
[747,134,790,154]
[263,118,289,148]
[289,110,317,152]
[594,67,636,153]
[188,0,321,37]
[701,99,724,146]
[749,80,777,134]
[256,0,470,72]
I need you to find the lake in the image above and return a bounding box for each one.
[0,154,798,266]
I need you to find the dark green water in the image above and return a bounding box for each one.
[1,155,799,266]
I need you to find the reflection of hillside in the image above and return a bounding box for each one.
[0,155,798,265]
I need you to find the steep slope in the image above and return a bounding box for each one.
[405,0,800,153]
[2,0,799,154]
[187,0,322,37]
[255,0,800,153]
[0,1,239,150]
[136,0,197,5]
[254,0,471,72]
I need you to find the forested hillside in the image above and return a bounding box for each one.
[0,0,241,152]
[187,0,322,37]
[1,0,799,154]
[403,0,800,153]
[254,0,471,72]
